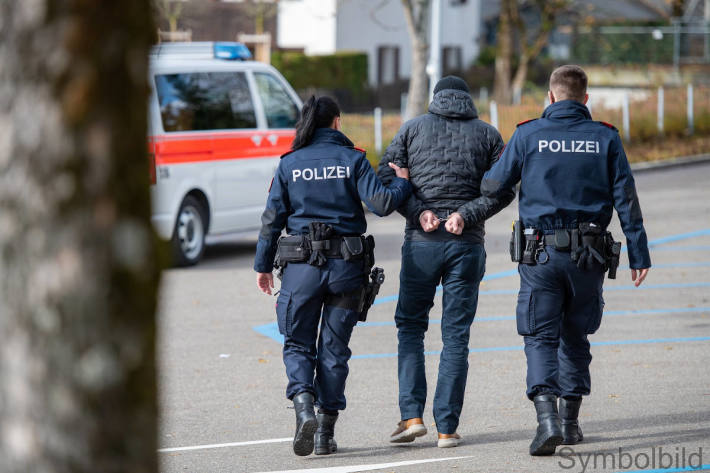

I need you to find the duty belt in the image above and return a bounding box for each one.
[275,233,373,267]
[510,222,621,278]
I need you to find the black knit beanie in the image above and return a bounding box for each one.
[433,75,470,95]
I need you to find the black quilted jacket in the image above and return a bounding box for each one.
[377,89,515,242]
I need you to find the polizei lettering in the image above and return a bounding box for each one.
[538,140,600,154]
[292,166,351,182]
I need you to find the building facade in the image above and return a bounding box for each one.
[277,0,483,87]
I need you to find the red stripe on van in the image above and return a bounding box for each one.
[150,130,295,165]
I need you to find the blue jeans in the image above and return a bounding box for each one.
[395,240,486,434]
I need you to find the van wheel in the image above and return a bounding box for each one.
[172,196,206,266]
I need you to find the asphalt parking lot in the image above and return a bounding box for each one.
[157,161,710,473]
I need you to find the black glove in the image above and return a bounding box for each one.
[307,222,333,267]
[575,245,605,271]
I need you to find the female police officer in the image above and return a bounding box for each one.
[254,96,411,456]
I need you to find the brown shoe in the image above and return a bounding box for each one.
[390,418,427,443]
[437,432,461,448]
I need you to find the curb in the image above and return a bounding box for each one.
[631,153,710,173]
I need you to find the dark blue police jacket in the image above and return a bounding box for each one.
[254,128,412,273]
[481,100,651,269]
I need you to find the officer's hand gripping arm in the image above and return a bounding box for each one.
[254,164,291,273]
[609,134,651,270]
[359,152,412,217]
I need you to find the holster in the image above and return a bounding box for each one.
[510,220,523,262]
[324,266,384,322]
[604,232,622,279]
[324,235,379,321]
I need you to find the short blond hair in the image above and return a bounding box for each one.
[550,65,588,102]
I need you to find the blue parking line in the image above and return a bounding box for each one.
[350,336,710,359]
[647,228,710,247]
[253,323,283,344]
[253,307,710,345]
[651,245,710,252]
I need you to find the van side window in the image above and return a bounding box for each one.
[254,72,299,129]
[155,72,257,132]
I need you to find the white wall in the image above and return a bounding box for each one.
[335,0,408,86]
[335,0,481,86]
[277,0,337,55]
[440,0,481,76]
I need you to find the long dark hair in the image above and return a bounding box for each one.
[291,95,341,150]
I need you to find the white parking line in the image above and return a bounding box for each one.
[252,456,473,473]
[158,437,293,453]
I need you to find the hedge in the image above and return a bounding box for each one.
[271,51,368,99]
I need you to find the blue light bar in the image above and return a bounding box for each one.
[213,42,252,60]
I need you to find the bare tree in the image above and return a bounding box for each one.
[402,0,430,121]
[494,0,569,104]
[0,2,160,473]
[494,0,515,105]
[243,0,279,35]
[157,0,186,33]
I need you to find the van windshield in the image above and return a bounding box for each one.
[254,72,299,129]
[155,72,257,132]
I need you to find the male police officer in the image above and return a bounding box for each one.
[378,76,514,448]
[480,65,651,456]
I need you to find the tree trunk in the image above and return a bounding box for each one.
[0,2,160,473]
[493,0,514,105]
[402,0,430,121]
[511,58,528,104]
[406,38,430,121]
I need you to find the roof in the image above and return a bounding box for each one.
[149,42,268,71]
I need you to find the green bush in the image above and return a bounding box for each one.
[475,45,497,67]
[573,30,674,64]
[272,51,368,99]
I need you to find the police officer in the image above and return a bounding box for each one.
[480,65,651,456]
[254,96,411,457]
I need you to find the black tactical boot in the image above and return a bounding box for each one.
[292,392,317,456]
[560,397,584,445]
[314,410,338,455]
[529,393,563,456]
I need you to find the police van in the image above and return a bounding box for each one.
[148,42,301,265]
